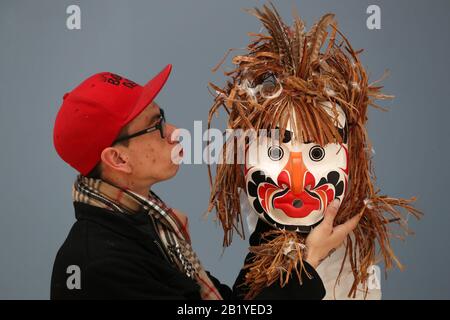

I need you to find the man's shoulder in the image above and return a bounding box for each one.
[53,210,164,268]
[50,207,192,299]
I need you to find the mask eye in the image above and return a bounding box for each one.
[268,146,284,161]
[309,145,325,161]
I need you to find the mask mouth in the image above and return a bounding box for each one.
[292,199,303,208]
[247,168,345,228]
[272,188,324,219]
[273,169,345,217]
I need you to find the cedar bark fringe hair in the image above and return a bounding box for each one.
[240,229,311,300]
[207,3,422,298]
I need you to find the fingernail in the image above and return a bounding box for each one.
[331,199,340,208]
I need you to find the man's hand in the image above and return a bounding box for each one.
[305,199,362,269]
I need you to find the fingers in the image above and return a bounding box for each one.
[330,212,362,243]
[322,199,340,228]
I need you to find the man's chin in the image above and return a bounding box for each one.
[165,163,180,180]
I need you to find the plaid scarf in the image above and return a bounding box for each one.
[72,175,222,300]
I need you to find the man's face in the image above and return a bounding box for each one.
[244,102,349,232]
[124,102,181,184]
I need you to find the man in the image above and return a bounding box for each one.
[51,64,360,299]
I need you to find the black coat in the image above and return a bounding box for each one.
[51,202,325,300]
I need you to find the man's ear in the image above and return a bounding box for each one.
[100,147,132,174]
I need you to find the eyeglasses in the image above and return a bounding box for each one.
[114,108,166,144]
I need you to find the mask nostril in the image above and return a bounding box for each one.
[292,199,303,208]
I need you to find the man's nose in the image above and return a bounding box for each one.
[165,123,179,144]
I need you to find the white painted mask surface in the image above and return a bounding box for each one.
[244,102,349,232]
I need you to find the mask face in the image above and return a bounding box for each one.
[244,102,349,233]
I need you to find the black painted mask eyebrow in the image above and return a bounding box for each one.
[263,113,348,145]
[265,128,293,143]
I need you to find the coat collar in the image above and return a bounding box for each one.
[73,202,159,244]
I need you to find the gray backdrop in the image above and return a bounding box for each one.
[1,0,449,299]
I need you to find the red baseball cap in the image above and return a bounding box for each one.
[53,64,172,176]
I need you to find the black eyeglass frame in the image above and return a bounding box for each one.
[114,108,166,144]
